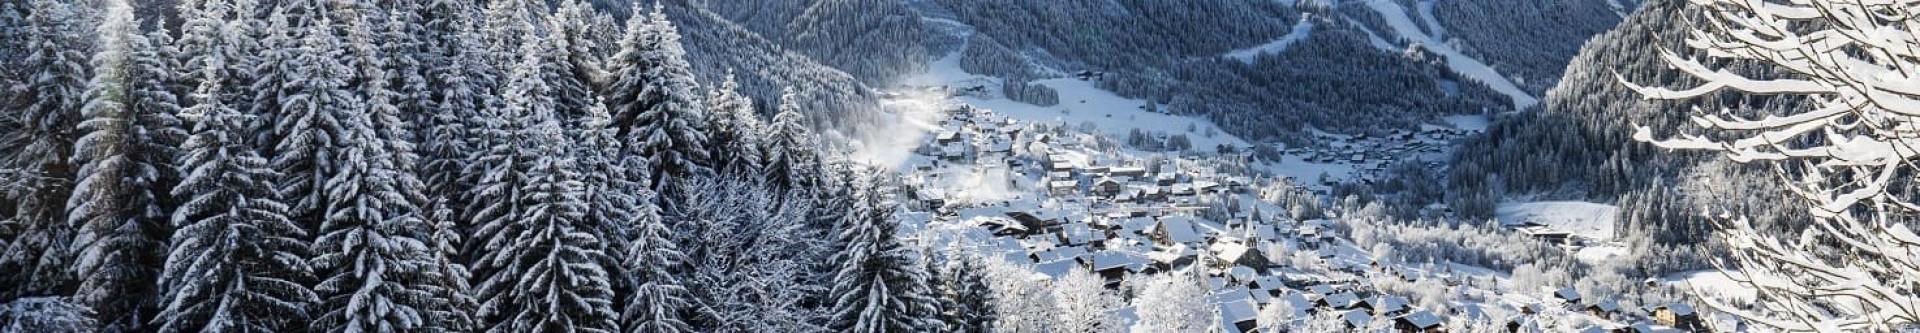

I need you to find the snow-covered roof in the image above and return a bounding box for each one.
[1219,299,1260,324]
[1397,311,1443,328]
[1554,287,1582,302]
[1369,296,1410,314]
[1321,292,1361,308]
[1155,217,1205,244]
[1034,259,1079,278]
[1343,310,1372,327]
[1084,250,1149,272]
[1211,241,1252,263]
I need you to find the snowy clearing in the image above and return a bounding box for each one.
[1496,201,1618,240]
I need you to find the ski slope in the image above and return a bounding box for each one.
[1362,0,1539,109]
[1225,19,1316,63]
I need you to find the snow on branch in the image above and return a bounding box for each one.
[1622,0,1920,330]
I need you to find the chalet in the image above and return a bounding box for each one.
[1006,210,1068,233]
[1518,226,1574,245]
[1649,303,1702,331]
[975,217,1029,237]
[1193,180,1222,194]
[1170,184,1197,196]
[1156,173,1178,186]
[1318,292,1363,310]
[1048,180,1078,195]
[1080,250,1150,284]
[1343,310,1374,329]
[1394,311,1444,333]
[1209,240,1267,269]
[1552,287,1583,305]
[1367,296,1412,316]
[1219,299,1261,333]
[1092,177,1125,197]
[1059,224,1102,247]
[1586,300,1622,319]
[936,131,962,144]
[1110,166,1148,178]
[1151,217,1206,246]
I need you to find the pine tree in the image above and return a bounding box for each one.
[605,4,710,188]
[1,0,91,299]
[548,0,606,122]
[480,0,544,70]
[575,102,639,264]
[619,183,690,333]
[67,2,186,331]
[828,173,940,333]
[705,73,765,175]
[415,7,493,326]
[308,90,458,333]
[157,61,316,333]
[470,40,618,333]
[763,88,819,190]
[937,258,996,333]
[269,16,356,234]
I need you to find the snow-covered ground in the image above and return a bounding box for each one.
[1441,114,1491,132]
[1667,270,1758,305]
[1496,201,1619,240]
[903,38,1255,154]
[1224,18,1317,63]
[1361,0,1539,109]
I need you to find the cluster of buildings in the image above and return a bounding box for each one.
[902,104,1471,332]
[899,104,1720,332]
[1287,126,1476,185]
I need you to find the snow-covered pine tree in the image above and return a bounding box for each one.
[575,101,639,263]
[0,0,91,299]
[415,9,492,325]
[67,2,186,331]
[548,0,606,118]
[1053,267,1122,333]
[704,73,765,175]
[378,0,435,147]
[605,3,710,188]
[470,38,619,333]
[269,16,357,234]
[828,173,941,333]
[176,0,262,114]
[306,11,462,329]
[763,88,820,190]
[619,177,691,333]
[480,0,545,70]
[158,60,316,333]
[247,8,299,145]
[937,257,996,333]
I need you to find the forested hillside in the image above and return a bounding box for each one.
[1431,0,1625,94]
[1445,0,1806,274]
[0,0,963,331]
